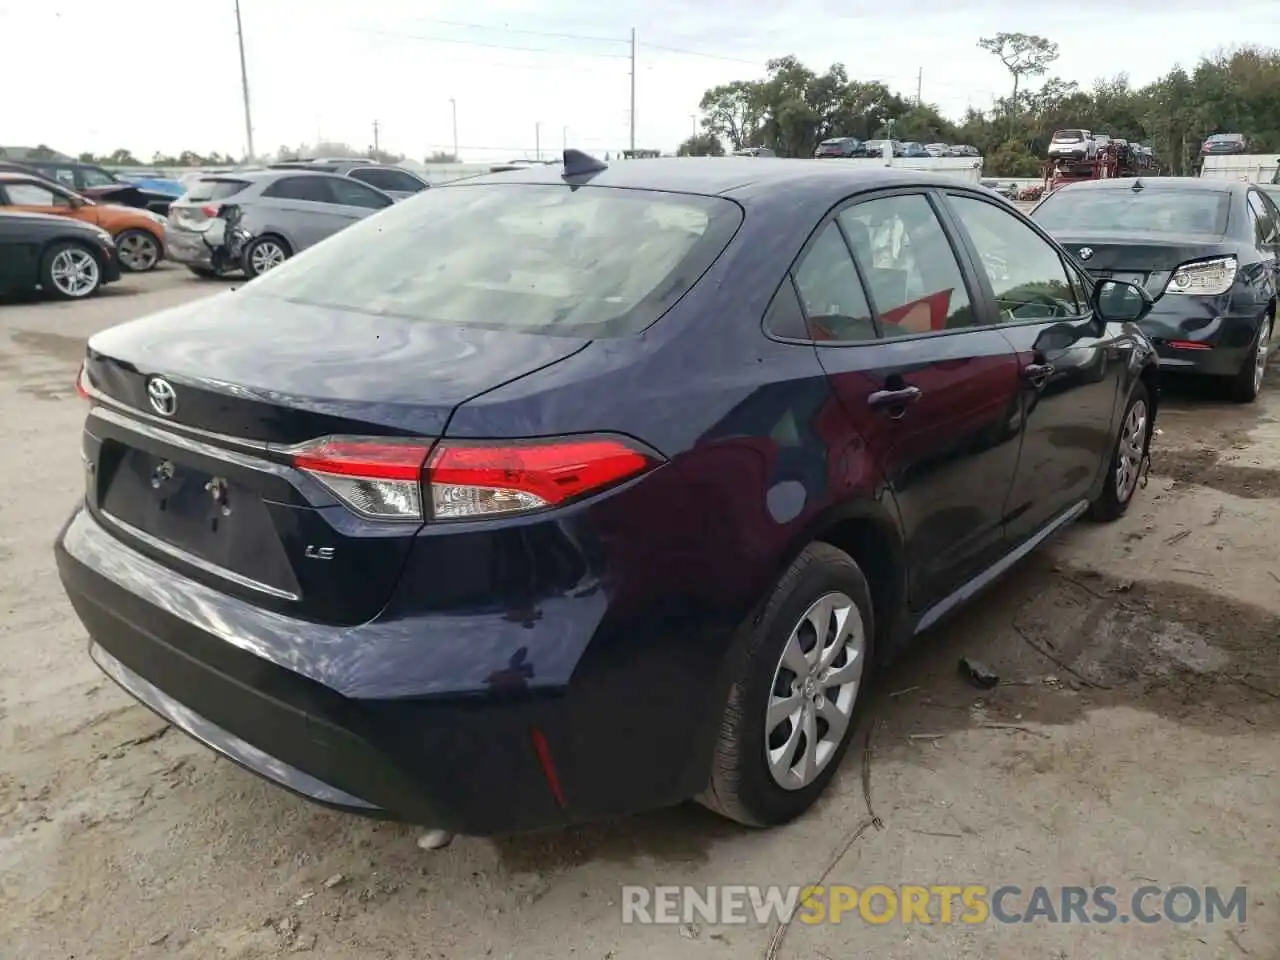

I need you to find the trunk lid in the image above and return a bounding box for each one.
[80,293,589,625]
[1054,232,1232,299]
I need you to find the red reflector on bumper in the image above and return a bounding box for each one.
[1166,340,1213,351]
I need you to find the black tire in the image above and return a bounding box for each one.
[1228,315,1272,404]
[114,228,162,273]
[697,542,876,828]
[39,242,104,301]
[1087,381,1151,522]
[241,236,291,279]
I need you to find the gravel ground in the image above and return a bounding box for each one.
[1,267,1276,959]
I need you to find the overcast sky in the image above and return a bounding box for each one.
[0,1,1268,163]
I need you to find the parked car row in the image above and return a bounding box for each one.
[0,159,180,216]
[815,138,981,159]
[0,169,168,299]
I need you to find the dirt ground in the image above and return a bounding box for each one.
[1,268,1276,959]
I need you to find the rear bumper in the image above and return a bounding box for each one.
[54,503,732,835]
[163,226,215,267]
[1139,298,1266,377]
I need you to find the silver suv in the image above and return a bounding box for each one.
[165,169,394,279]
[267,160,429,200]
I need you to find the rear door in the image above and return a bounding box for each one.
[257,176,350,250]
[0,214,41,291]
[800,188,1024,612]
[940,189,1125,545]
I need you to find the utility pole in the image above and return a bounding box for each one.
[449,98,458,160]
[690,114,697,139]
[535,121,541,161]
[629,28,636,153]
[916,67,922,106]
[562,126,568,151]
[234,0,255,160]
[372,119,380,153]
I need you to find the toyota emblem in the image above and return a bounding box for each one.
[146,376,178,417]
[1078,247,1094,261]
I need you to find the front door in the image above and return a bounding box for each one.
[939,190,1126,546]
[799,190,1024,612]
[0,178,96,227]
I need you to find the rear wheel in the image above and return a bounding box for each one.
[697,543,874,827]
[115,229,162,272]
[1229,315,1271,404]
[242,236,290,278]
[40,242,103,300]
[1087,381,1150,522]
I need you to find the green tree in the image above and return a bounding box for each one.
[677,133,725,157]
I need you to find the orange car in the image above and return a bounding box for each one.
[0,171,165,272]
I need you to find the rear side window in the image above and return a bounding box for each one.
[241,183,744,338]
[1032,188,1231,237]
[262,176,335,203]
[791,221,875,342]
[349,167,427,193]
[1247,191,1277,245]
[185,178,249,202]
[79,166,118,188]
[838,194,976,336]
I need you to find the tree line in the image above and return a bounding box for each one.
[685,34,1280,177]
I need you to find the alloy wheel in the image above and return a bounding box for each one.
[117,232,159,271]
[49,248,100,298]
[1254,319,1271,395]
[765,592,866,791]
[1115,399,1148,503]
[250,241,287,274]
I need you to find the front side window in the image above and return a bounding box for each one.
[838,193,975,336]
[791,221,875,342]
[1247,192,1277,245]
[329,177,394,209]
[79,166,118,188]
[241,182,743,338]
[349,167,427,193]
[949,194,1081,322]
[3,182,63,206]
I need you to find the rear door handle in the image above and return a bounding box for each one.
[1022,362,1055,385]
[867,385,922,415]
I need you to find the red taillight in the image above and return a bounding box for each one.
[75,362,91,401]
[291,437,433,521]
[1166,340,1213,351]
[426,436,660,521]
[289,434,661,523]
[201,204,221,218]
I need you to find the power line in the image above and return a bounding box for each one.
[357,27,630,59]
[394,16,629,46]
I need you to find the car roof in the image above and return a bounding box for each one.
[449,156,986,207]
[197,168,345,183]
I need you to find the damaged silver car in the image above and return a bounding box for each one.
[165,169,394,279]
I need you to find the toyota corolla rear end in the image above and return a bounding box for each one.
[55,173,746,836]
[1031,182,1266,377]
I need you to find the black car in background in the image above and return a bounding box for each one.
[0,210,121,300]
[1032,177,1279,402]
[814,137,864,158]
[1201,133,1248,156]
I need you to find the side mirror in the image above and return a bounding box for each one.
[68,195,86,209]
[1092,278,1153,324]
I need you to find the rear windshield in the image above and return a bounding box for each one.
[184,178,249,202]
[1032,188,1231,236]
[241,182,744,337]
[1208,134,1242,142]
[1053,130,1084,141]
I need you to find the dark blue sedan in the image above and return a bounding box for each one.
[57,152,1158,841]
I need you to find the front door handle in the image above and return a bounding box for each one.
[867,385,922,416]
[1022,362,1055,385]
